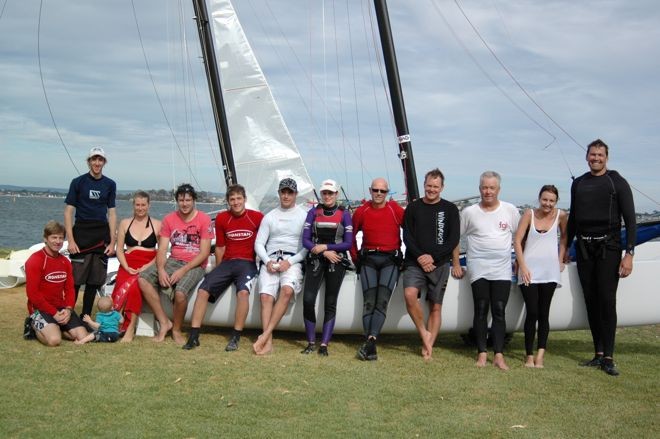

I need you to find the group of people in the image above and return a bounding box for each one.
[24,139,636,376]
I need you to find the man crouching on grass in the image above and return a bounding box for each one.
[25,221,89,346]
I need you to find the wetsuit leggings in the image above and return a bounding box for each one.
[577,246,621,358]
[76,284,101,318]
[302,258,346,344]
[359,253,400,338]
[471,278,510,354]
[519,282,556,355]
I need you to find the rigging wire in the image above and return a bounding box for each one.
[452,0,581,152]
[37,0,80,175]
[251,0,372,180]
[366,2,409,197]
[452,0,658,207]
[130,0,202,189]
[430,2,558,149]
[0,0,9,22]
[330,1,349,191]
[360,0,392,188]
[346,0,366,198]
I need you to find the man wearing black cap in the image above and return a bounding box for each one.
[252,178,308,355]
[64,146,117,320]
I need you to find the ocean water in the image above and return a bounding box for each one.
[0,196,224,250]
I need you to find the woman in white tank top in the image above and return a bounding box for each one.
[514,185,568,368]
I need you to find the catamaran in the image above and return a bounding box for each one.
[2,0,659,337]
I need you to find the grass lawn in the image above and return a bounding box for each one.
[0,286,658,438]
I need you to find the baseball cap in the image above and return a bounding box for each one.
[88,146,106,160]
[319,179,339,193]
[278,178,298,192]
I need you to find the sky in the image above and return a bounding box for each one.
[0,0,659,212]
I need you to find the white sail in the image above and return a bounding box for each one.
[206,0,315,210]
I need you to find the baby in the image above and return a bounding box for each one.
[75,296,123,345]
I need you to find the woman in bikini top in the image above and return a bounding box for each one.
[112,191,162,342]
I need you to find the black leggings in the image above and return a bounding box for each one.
[75,284,101,318]
[471,278,510,354]
[302,258,346,324]
[359,253,400,338]
[519,282,556,355]
[577,246,621,358]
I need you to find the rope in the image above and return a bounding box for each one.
[37,0,80,175]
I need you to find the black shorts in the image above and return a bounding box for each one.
[71,253,108,286]
[30,309,85,333]
[199,259,258,303]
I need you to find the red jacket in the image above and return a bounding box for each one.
[25,248,75,315]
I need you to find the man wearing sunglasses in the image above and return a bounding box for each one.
[350,178,405,361]
[403,168,460,360]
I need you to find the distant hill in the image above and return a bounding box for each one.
[0,184,223,197]
[0,184,224,203]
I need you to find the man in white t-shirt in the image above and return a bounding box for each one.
[452,171,520,370]
[252,178,308,355]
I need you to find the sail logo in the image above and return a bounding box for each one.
[227,230,254,241]
[89,190,101,200]
[45,271,67,283]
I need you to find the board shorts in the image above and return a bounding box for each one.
[257,262,304,298]
[199,259,258,303]
[71,253,108,286]
[403,263,450,304]
[139,258,205,299]
[30,309,85,333]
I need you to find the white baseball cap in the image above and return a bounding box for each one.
[319,179,339,193]
[88,146,106,160]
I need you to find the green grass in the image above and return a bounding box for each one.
[0,287,658,438]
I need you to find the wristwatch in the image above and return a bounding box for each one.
[626,248,635,256]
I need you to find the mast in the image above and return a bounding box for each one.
[192,0,237,187]
[373,0,419,202]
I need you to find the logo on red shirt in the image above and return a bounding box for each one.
[45,271,67,282]
[227,229,254,240]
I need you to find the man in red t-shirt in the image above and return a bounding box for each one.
[351,178,404,361]
[25,221,89,346]
[184,184,263,351]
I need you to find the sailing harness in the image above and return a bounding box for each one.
[575,171,620,261]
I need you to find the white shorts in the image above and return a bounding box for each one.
[257,262,304,298]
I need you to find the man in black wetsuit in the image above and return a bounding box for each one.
[566,139,636,377]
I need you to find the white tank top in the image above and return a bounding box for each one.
[518,209,562,287]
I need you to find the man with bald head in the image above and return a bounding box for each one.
[350,178,405,361]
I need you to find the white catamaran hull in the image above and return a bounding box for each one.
[140,241,660,335]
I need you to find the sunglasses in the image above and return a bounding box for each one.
[370,188,388,194]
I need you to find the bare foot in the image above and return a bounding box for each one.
[256,336,273,356]
[524,355,535,368]
[253,334,266,354]
[493,353,509,371]
[475,352,488,367]
[153,319,173,342]
[535,349,545,368]
[421,330,433,360]
[120,332,134,343]
[74,340,85,345]
[172,330,186,345]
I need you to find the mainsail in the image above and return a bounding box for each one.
[206,0,315,210]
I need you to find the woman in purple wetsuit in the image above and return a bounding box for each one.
[300,179,353,356]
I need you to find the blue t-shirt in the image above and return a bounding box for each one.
[96,310,121,334]
[65,173,116,222]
